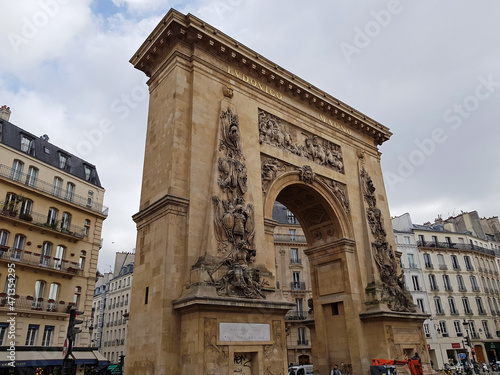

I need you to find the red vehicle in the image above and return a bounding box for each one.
[371,358,424,375]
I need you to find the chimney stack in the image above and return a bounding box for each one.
[0,106,11,122]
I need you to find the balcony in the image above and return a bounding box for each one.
[290,258,302,265]
[425,263,434,270]
[458,286,467,292]
[285,310,308,321]
[290,282,306,291]
[439,264,448,270]
[0,247,82,276]
[417,240,498,257]
[297,340,309,346]
[273,234,307,244]
[0,295,74,314]
[452,265,462,271]
[1,208,85,239]
[0,164,108,216]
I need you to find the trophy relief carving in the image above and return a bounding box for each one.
[361,167,416,313]
[210,106,266,299]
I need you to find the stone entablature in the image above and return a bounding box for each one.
[130,10,392,146]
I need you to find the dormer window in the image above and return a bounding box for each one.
[59,153,70,170]
[84,165,94,182]
[20,135,34,154]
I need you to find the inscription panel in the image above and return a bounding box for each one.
[219,323,271,342]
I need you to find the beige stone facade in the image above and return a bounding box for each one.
[0,115,107,368]
[126,9,429,375]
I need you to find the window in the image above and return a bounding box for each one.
[84,219,91,236]
[12,234,25,260]
[0,323,8,345]
[84,165,94,182]
[448,297,458,314]
[53,177,63,197]
[3,275,18,294]
[297,327,307,345]
[3,193,17,212]
[40,242,52,266]
[20,199,33,218]
[457,275,466,291]
[407,254,416,268]
[0,230,9,246]
[47,208,58,227]
[403,236,411,244]
[20,135,34,153]
[476,297,486,314]
[33,280,45,308]
[26,166,38,187]
[286,209,296,224]
[439,321,448,337]
[451,255,460,270]
[437,254,446,269]
[487,298,494,315]
[429,274,438,291]
[469,321,478,337]
[464,256,473,270]
[58,153,69,170]
[291,248,300,264]
[41,326,54,346]
[25,325,39,346]
[432,236,438,246]
[443,275,452,291]
[289,229,296,241]
[418,234,425,244]
[423,323,430,338]
[292,272,302,290]
[61,212,72,231]
[65,182,75,202]
[462,297,472,314]
[74,286,81,307]
[445,236,452,247]
[482,321,491,338]
[295,298,303,314]
[54,245,65,270]
[10,160,24,181]
[470,276,479,291]
[48,283,59,302]
[434,297,444,314]
[423,254,432,268]
[416,298,425,313]
[412,276,421,291]
[494,299,499,314]
[454,321,463,337]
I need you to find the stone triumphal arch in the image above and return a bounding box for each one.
[126,9,429,375]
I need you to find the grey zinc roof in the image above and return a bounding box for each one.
[0,119,103,188]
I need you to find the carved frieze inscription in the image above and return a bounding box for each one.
[258,109,344,174]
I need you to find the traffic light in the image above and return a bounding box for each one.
[67,308,84,342]
[465,336,471,347]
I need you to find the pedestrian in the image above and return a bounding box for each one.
[411,352,422,364]
[331,364,341,375]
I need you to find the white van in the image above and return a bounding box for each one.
[288,364,313,375]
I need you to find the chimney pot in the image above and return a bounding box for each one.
[0,105,11,122]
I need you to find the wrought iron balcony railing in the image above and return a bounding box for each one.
[297,340,309,346]
[0,164,108,216]
[0,246,82,275]
[290,282,306,291]
[0,295,74,313]
[417,240,499,257]
[285,310,308,320]
[273,234,307,243]
[1,208,85,238]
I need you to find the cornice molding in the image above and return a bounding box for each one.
[130,9,392,145]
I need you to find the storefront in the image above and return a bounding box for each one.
[484,342,500,363]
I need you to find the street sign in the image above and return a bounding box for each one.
[471,347,475,353]
[452,343,461,348]
[63,338,69,358]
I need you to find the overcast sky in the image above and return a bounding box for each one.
[1,0,499,271]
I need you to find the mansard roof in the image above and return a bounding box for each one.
[0,119,103,188]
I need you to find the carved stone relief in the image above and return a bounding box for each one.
[298,165,315,184]
[263,321,284,375]
[211,106,266,299]
[258,109,344,173]
[204,318,229,375]
[361,167,416,313]
[321,177,350,214]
